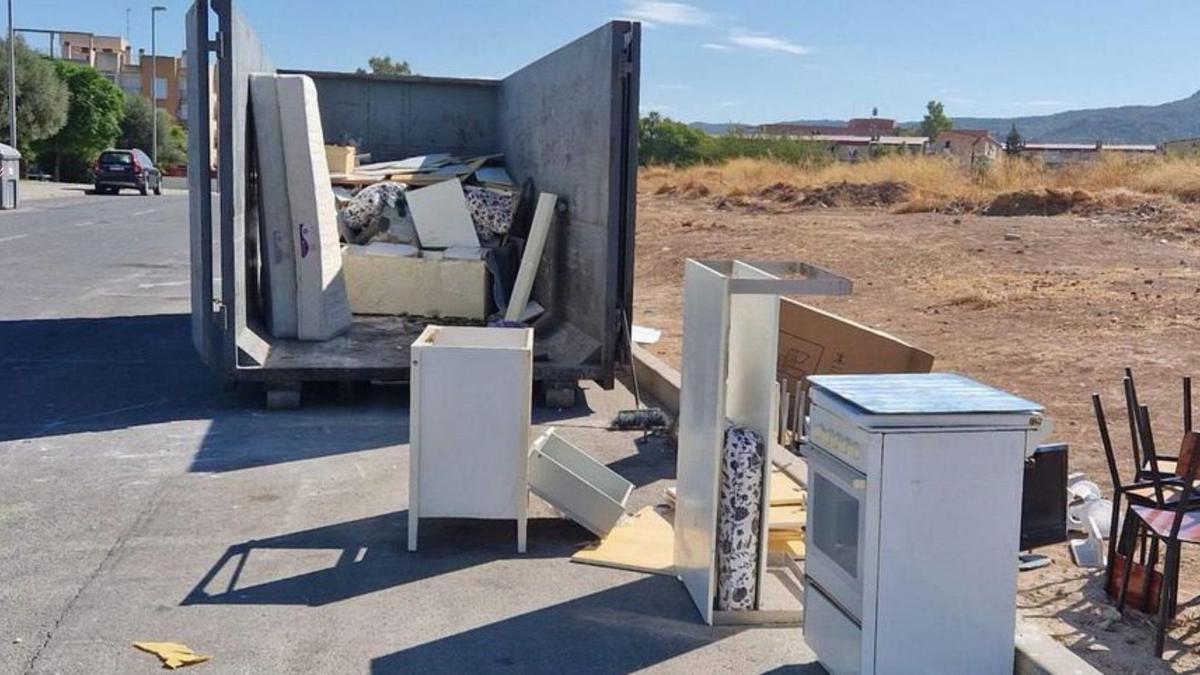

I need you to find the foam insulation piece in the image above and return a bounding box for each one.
[407,178,480,248]
[342,244,489,319]
[249,74,297,338]
[275,74,352,340]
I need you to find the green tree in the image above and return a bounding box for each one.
[1005,123,1024,154]
[117,94,187,167]
[34,59,124,180]
[357,55,412,77]
[0,36,70,158]
[919,100,952,140]
[638,112,706,166]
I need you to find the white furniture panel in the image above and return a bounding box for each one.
[675,259,851,625]
[674,260,731,626]
[409,325,533,552]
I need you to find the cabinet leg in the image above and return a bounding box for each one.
[517,516,527,554]
[408,512,418,552]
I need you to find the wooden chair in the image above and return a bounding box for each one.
[1116,435,1200,657]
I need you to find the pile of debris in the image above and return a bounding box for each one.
[249,73,554,340]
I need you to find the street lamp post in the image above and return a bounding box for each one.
[7,0,16,150]
[150,5,165,165]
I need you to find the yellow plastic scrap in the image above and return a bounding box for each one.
[133,642,211,669]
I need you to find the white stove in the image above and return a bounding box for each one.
[802,373,1043,675]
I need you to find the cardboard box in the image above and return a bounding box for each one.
[776,298,934,389]
[324,144,356,175]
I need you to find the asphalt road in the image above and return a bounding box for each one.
[0,190,819,673]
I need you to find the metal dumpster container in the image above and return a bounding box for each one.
[0,143,19,210]
[186,1,639,401]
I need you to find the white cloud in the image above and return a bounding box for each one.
[624,1,712,26]
[702,42,732,51]
[728,29,809,55]
[719,100,740,107]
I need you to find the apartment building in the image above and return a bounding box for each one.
[58,32,217,167]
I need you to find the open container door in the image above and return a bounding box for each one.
[185,1,216,366]
[497,21,641,387]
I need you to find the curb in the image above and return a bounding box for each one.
[626,346,1101,675]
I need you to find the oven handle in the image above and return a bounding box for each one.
[804,443,867,495]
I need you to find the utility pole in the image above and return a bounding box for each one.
[6,0,15,151]
[150,5,165,165]
[125,8,130,43]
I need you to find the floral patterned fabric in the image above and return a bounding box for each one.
[716,424,765,611]
[337,181,418,246]
[464,185,517,241]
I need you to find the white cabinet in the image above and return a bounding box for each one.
[408,326,533,552]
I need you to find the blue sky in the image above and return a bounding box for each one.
[13,1,1200,124]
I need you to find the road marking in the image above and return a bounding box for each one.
[0,233,29,243]
[132,208,157,216]
[137,280,188,289]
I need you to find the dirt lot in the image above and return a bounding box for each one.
[634,190,1200,672]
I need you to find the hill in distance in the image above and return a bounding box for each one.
[690,90,1200,144]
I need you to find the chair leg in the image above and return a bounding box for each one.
[1117,516,1140,614]
[1155,542,1179,658]
[1106,492,1123,583]
[1141,536,1160,611]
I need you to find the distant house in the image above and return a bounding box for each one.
[1163,137,1200,156]
[805,134,928,162]
[934,129,1002,163]
[1018,141,1159,166]
[753,117,926,161]
[757,117,899,139]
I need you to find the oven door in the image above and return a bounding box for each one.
[804,443,867,620]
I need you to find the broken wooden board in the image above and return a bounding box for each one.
[769,466,806,506]
[571,504,675,576]
[768,504,806,530]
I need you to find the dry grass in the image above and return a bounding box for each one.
[639,155,1200,213]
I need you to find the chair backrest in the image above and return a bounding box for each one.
[1168,433,1200,540]
[1092,393,1124,494]
[1124,373,1144,473]
[1137,404,1167,507]
[1185,376,1193,434]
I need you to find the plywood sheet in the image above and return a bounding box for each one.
[275,74,351,341]
[768,530,806,558]
[768,505,807,530]
[571,505,675,575]
[407,178,480,248]
[769,467,806,506]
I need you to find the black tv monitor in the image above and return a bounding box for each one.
[1021,443,1069,550]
